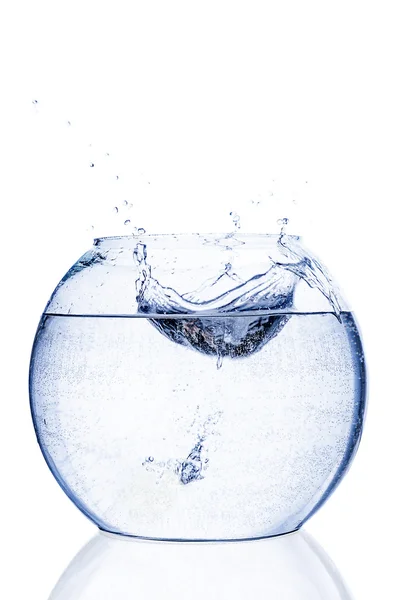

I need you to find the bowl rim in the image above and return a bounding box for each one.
[94,232,301,246]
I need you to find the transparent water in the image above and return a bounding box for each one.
[30,309,365,540]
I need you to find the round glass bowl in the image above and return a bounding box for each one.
[30,233,366,540]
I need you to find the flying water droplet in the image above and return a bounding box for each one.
[124,219,131,226]
[116,175,119,180]
[277,217,289,237]
[67,120,71,126]
[32,99,38,104]
[89,163,94,168]
[216,353,223,370]
[137,227,146,234]
[123,200,128,206]
[229,211,241,230]
[277,217,289,226]
[113,207,119,214]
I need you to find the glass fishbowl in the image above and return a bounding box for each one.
[29,233,366,540]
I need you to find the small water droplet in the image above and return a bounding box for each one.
[123,200,128,206]
[229,211,241,230]
[105,152,110,157]
[113,206,119,214]
[89,163,94,168]
[67,120,71,126]
[124,219,131,226]
[277,217,289,226]
[137,227,146,234]
[116,175,119,180]
[216,353,223,369]
[32,99,38,104]
[90,225,95,230]
[148,456,154,462]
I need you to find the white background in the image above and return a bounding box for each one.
[1,1,397,598]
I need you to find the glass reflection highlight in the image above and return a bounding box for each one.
[49,529,353,600]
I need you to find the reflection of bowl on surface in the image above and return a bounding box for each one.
[29,233,366,540]
[48,530,354,600]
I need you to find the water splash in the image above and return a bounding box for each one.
[275,235,341,317]
[133,235,342,366]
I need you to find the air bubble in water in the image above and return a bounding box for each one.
[124,219,131,226]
